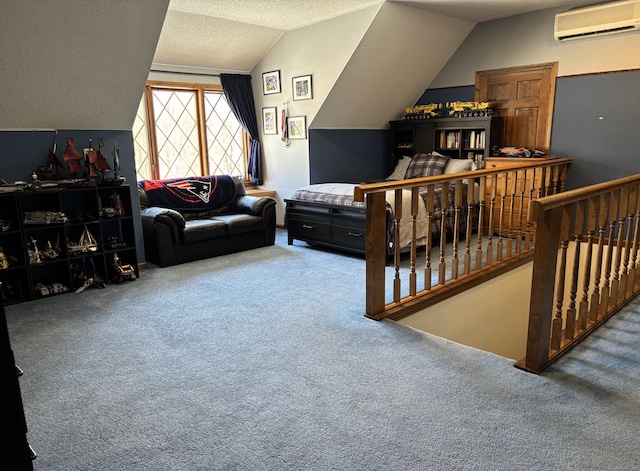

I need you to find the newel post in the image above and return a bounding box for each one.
[525,203,562,372]
[365,192,387,319]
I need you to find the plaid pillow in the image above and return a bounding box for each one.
[405,153,450,179]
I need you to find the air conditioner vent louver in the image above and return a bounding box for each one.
[555,0,640,41]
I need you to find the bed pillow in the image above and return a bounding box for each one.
[405,152,449,179]
[387,156,412,180]
[443,158,476,174]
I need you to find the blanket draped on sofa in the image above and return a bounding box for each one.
[142,175,237,211]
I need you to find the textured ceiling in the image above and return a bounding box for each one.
[153,0,590,73]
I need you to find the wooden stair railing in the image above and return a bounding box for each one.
[516,174,640,374]
[354,158,573,321]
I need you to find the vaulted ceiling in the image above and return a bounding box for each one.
[153,0,592,74]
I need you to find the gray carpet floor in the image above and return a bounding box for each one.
[6,229,640,470]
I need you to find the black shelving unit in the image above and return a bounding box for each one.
[389,116,503,166]
[0,184,138,304]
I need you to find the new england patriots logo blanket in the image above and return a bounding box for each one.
[141,175,237,211]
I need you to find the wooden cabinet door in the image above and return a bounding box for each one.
[475,63,557,154]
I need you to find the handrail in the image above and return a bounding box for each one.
[354,157,573,321]
[516,173,640,373]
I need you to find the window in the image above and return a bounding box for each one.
[133,81,248,182]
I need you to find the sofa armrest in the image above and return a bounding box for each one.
[141,207,186,243]
[231,195,275,217]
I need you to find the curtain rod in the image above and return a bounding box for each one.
[150,65,252,78]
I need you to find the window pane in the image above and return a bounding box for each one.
[204,92,246,178]
[133,96,152,181]
[153,89,200,179]
[131,84,248,182]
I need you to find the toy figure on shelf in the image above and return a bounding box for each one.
[72,257,105,294]
[404,103,442,120]
[101,140,125,185]
[67,225,98,256]
[112,253,136,282]
[63,137,84,176]
[446,101,493,118]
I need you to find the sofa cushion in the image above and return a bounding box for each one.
[211,214,264,236]
[183,219,228,243]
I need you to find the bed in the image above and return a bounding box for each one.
[285,152,478,255]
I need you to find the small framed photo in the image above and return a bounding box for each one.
[288,116,307,139]
[262,107,278,135]
[292,75,313,101]
[262,70,281,95]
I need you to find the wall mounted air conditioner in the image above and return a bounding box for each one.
[554,0,640,41]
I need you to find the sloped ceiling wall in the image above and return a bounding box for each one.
[312,2,474,129]
[0,0,170,130]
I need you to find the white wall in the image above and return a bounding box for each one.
[315,2,474,128]
[431,6,640,88]
[252,6,380,225]
[252,3,475,224]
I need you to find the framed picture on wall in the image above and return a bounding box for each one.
[262,70,281,95]
[292,75,313,101]
[262,107,278,135]
[288,116,307,139]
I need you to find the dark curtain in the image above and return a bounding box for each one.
[220,74,263,185]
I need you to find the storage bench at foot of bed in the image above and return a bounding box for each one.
[285,199,366,254]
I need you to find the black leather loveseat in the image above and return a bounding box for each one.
[138,175,276,267]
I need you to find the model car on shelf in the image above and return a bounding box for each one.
[403,103,442,120]
[492,146,545,158]
[23,211,69,225]
[446,101,493,118]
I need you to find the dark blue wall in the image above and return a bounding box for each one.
[0,130,144,263]
[419,72,640,191]
[551,71,640,190]
[309,70,640,192]
[309,129,390,183]
[416,86,475,105]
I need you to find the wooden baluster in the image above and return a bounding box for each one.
[452,180,462,279]
[393,188,402,303]
[410,187,419,297]
[578,197,598,330]
[600,189,620,317]
[464,177,474,274]
[627,186,640,297]
[475,175,486,271]
[439,182,449,285]
[506,170,517,257]
[550,165,560,195]
[558,163,568,193]
[618,185,636,304]
[537,165,547,199]
[589,192,610,322]
[487,174,497,264]
[551,207,572,350]
[497,172,507,261]
[545,166,553,197]
[610,187,629,307]
[566,201,586,341]
[424,185,435,291]
[525,168,538,250]
[515,169,527,253]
